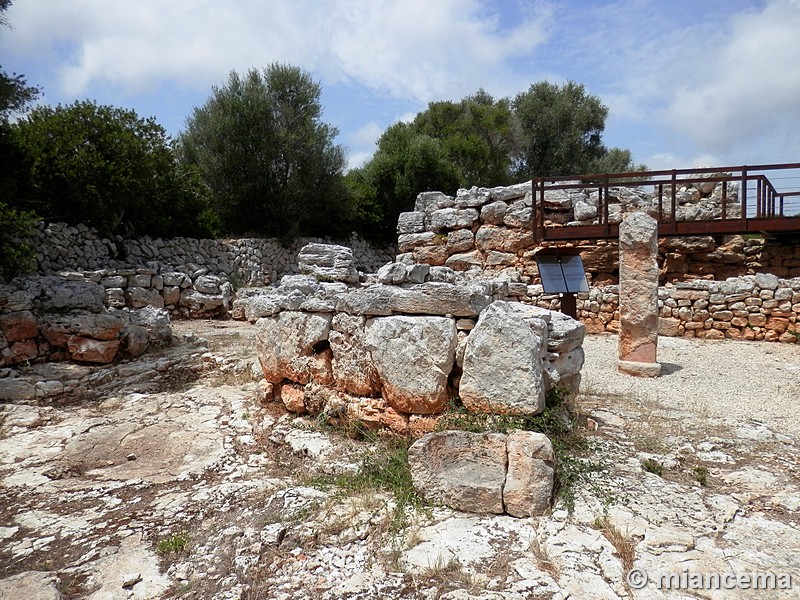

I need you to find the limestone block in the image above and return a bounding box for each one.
[0,310,38,341]
[488,182,531,202]
[454,186,492,208]
[0,379,36,401]
[194,274,222,294]
[475,225,535,253]
[446,229,474,254]
[574,200,597,221]
[485,251,516,267]
[255,311,333,385]
[398,232,436,253]
[460,302,546,416]
[406,264,430,284]
[445,251,485,271]
[377,262,408,285]
[329,314,381,396]
[504,431,555,517]
[67,336,121,363]
[387,282,494,317]
[127,287,165,309]
[415,191,454,213]
[408,431,507,514]
[412,245,449,266]
[503,201,533,228]
[333,285,396,316]
[279,383,307,414]
[297,243,359,283]
[365,315,457,414]
[397,211,426,234]
[480,201,508,225]
[6,339,38,363]
[428,208,479,231]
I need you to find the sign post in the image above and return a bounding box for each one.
[534,249,589,319]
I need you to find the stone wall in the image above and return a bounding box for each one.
[28,222,396,285]
[0,276,173,372]
[397,183,798,285]
[233,266,585,436]
[508,274,800,344]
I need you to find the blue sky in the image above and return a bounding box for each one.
[2,0,800,175]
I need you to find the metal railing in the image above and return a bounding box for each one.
[532,162,800,240]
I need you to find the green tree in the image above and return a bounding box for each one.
[411,89,514,187]
[180,64,350,239]
[0,0,40,280]
[347,123,461,241]
[512,81,609,178]
[13,100,216,238]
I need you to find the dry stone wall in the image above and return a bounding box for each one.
[398,182,798,285]
[234,269,586,437]
[0,276,174,376]
[28,222,395,285]
[509,274,800,343]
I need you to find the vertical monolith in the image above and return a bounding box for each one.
[618,212,661,376]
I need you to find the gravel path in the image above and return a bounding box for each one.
[581,333,800,440]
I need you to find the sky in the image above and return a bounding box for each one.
[2,0,800,178]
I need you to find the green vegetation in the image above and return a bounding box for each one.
[156,531,190,557]
[13,100,217,239]
[437,387,607,512]
[309,435,424,531]
[0,2,642,248]
[179,63,351,240]
[692,465,708,486]
[0,200,37,280]
[640,457,664,477]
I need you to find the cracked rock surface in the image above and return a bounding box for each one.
[0,321,798,599]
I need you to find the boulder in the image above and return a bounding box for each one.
[475,225,535,253]
[459,302,546,416]
[397,211,426,234]
[428,208,479,231]
[365,316,457,414]
[329,314,381,396]
[480,201,508,225]
[504,431,555,517]
[255,311,333,385]
[377,262,408,285]
[415,191,454,213]
[408,431,507,514]
[297,243,359,283]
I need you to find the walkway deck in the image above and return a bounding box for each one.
[532,162,800,241]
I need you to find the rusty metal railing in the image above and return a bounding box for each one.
[532,162,800,241]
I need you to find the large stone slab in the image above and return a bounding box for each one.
[364,316,457,414]
[388,282,493,317]
[255,311,333,384]
[408,431,507,514]
[298,243,359,283]
[460,301,546,416]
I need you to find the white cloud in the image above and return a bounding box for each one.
[662,0,800,159]
[2,0,552,103]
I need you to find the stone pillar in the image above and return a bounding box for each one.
[618,212,661,377]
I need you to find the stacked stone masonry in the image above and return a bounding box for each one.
[397,182,799,284]
[28,222,396,286]
[506,274,800,343]
[233,269,586,437]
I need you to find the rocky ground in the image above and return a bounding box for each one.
[0,320,798,599]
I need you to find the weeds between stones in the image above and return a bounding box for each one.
[156,531,190,557]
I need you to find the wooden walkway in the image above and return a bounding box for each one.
[532,162,800,241]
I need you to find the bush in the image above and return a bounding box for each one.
[0,200,36,281]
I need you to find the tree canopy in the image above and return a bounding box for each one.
[346,81,643,241]
[180,64,350,239]
[12,100,216,238]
